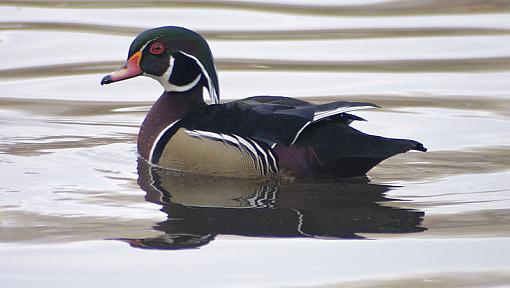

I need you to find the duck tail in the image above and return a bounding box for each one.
[390,138,427,153]
[412,141,427,152]
[293,124,428,178]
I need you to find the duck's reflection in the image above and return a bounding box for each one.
[124,160,426,250]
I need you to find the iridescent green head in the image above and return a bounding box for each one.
[101,26,220,104]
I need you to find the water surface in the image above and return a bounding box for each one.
[1,1,510,287]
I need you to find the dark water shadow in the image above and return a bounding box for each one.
[120,160,426,250]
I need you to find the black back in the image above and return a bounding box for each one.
[178,96,375,146]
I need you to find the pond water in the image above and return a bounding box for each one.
[1,1,510,287]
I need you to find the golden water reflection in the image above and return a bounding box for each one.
[121,160,426,250]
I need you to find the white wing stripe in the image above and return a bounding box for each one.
[312,105,375,122]
[234,135,264,173]
[248,138,270,175]
[290,105,377,145]
[187,130,223,140]
[233,135,259,159]
[266,148,279,174]
[222,134,239,144]
[184,129,277,176]
[290,121,311,145]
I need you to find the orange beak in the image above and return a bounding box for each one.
[101,51,142,85]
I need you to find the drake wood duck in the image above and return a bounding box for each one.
[101,26,426,179]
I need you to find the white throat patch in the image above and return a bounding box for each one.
[147,56,202,93]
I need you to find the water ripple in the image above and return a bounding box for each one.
[4,0,510,16]
[1,56,509,80]
[2,22,510,40]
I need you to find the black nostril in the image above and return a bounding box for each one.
[101,75,113,85]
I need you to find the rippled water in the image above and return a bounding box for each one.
[1,1,510,287]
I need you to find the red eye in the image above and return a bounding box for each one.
[149,42,165,55]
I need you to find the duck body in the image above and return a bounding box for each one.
[102,26,426,179]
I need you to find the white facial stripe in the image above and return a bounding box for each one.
[179,51,219,104]
[139,39,154,54]
[138,43,219,102]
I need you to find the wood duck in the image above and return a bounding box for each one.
[101,26,426,179]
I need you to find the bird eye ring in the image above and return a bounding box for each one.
[149,42,165,55]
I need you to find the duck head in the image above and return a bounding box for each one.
[101,26,220,104]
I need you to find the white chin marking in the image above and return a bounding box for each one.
[147,56,202,93]
[160,73,202,92]
[144,50,219,104]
